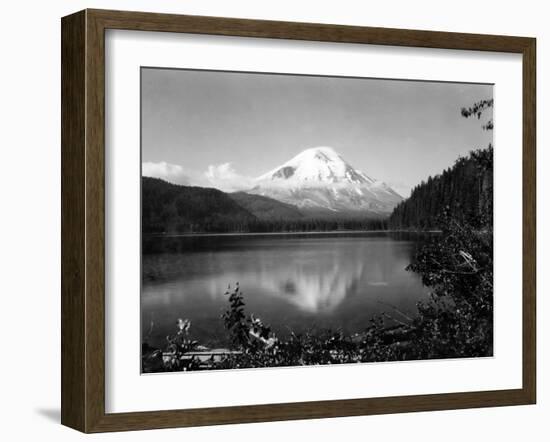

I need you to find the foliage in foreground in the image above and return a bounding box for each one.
[142,214,493,373]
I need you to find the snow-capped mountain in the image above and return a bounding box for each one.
[248,146,403,215]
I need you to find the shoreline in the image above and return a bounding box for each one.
[144,230,442,238]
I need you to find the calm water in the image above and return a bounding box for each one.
[141,232,431,349]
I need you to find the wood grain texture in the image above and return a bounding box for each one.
[60,8,537,433]
[61,10,86,431]
[85,9,107,433]
[89,8,532,52]
[522,38,536,403]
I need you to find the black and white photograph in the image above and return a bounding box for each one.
[140,68,494,373]
[2,0,544,438]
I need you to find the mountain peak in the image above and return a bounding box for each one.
[256,146,374,185]
[250,146,403,215]
[296,146,340,159]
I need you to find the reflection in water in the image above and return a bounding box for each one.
[142,233,430,348]
[263,260,365,313]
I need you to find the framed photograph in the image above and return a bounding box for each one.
[61,9,536,433]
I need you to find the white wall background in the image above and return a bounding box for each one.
[0,0,546,440]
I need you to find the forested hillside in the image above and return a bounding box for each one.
[229,192,304,220]
[388,146,493,230]
[142,177,257,233]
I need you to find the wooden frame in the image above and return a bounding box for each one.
[61,9,536,433]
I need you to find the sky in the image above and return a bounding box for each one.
[141,67,493,196]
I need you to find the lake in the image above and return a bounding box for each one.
[141,232,431,349]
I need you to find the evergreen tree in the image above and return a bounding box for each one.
[388,99,493,230]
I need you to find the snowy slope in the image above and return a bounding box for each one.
[248,147,403,214]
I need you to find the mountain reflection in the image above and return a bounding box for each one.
[258,261,365,313]
[241,251,410,313]
[143,237,418,314]
[142,234,428,346]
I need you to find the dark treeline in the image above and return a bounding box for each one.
[388,146,493,230]
[145,214,387,234]
[222,217,388,233]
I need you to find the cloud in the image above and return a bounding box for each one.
[204,163,254,192]
[142,161,191,185]
[142,161,253,192]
